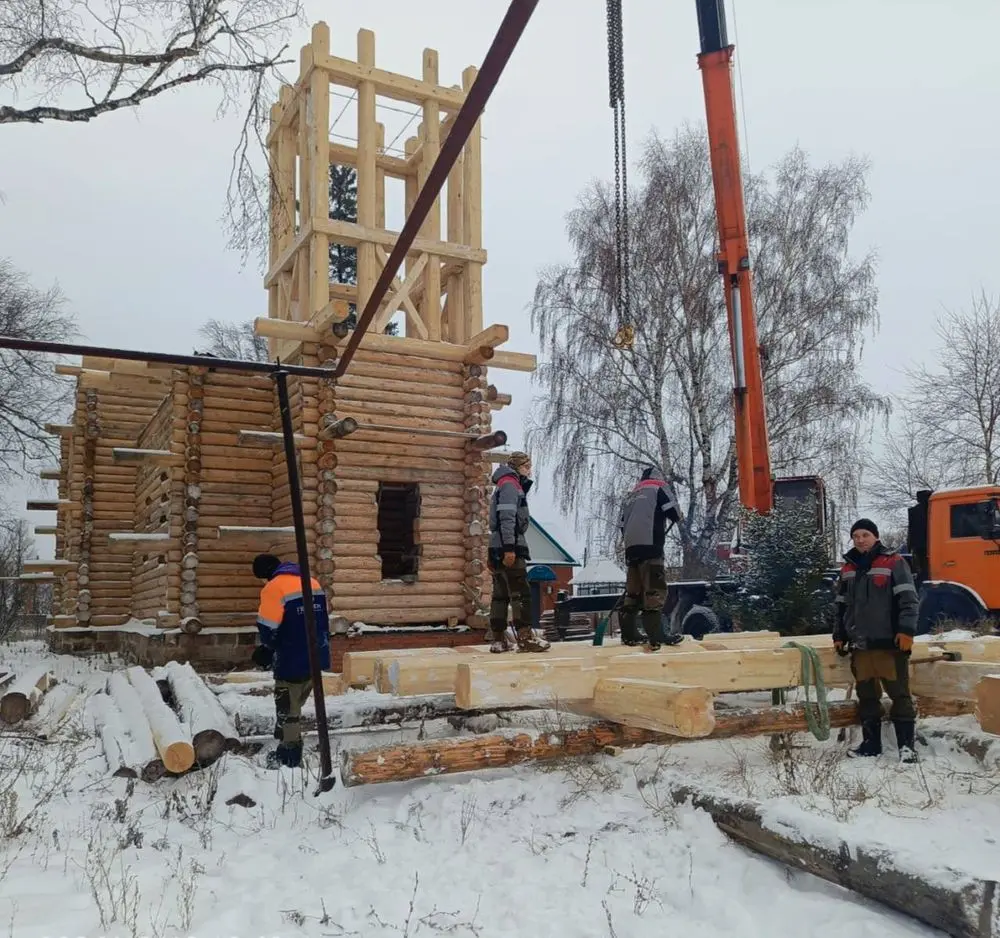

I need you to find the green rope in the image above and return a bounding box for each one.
[782,641,831,741]
[593,616,608,646]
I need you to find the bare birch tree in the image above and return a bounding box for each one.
[1,0,304,257]
[0,259,76,481]
[527,125,885,573]
[867,292,1000,514]
[196,318,269,361]
[0,513,39,639]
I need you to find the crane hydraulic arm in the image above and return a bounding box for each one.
[695,0,773,516]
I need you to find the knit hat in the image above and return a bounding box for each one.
[850,518,879,538]
[507,451,531,472]
[252,553,281,579]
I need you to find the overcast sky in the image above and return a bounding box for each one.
[2,0,998,564]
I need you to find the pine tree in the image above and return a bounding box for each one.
[712,500,835,635]
[328,163,398,336]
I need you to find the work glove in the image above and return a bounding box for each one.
[833,640,849,657]
[895,633,913,653]
[502,551,516,568]
[251,644,274,669]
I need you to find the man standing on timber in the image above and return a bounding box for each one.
[619,466,682,650]
[251,553,331,768]
[833,519,919,763]
[487,451,550,653]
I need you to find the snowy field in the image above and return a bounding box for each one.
[1,639,997,938]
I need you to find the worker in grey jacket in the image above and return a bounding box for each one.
[619,466,682,650]
[487,452,550,653]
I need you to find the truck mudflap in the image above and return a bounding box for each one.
[917,580,992,634]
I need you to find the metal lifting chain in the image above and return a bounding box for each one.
[606,0,631,338]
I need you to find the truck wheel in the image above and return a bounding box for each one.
[682,604,720,640]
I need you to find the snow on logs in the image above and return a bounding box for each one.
[340,696,974,788]
[161,660,239,766]
[125,666,195,773]
[106,671,166,780]
[0,666,56,724]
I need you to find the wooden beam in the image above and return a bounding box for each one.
[375,251,428,333]
[339,696,973,787]
[106,533,174,552]
[33,526,57,536]
[490,350,537,372]
[22,560,76,572]
[976,674,1000,734]
[263,219,314,289]
[314,217,486,265]
[329,140,412,178]
[464,345,495,366]
[374,245,425,334]
[217,526,296,541]
[317,52,467,112]
[26,500,71,511]
[39,468,61,480]
[111,448,177,466]
[467,324,509,349]
[592,678,715,737]
[253,318,320,342]
[44,424,73,436]
[909,660,1000,701]
[238,430,307,448]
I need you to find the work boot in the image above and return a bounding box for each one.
[847,720,882,758]
[515,627,550,653]
[488,625,514,653]
[619,610,642,646]
[266,742,303,769]
[641,610,667,651]
[894,720,918,764]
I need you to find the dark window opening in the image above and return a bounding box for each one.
[377,482,420,579]
[949,501,990,539]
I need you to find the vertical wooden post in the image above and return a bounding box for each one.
[462,66,484,339]
[295,40,314,324]
[403,135,421,339]
[356,28,377,314]
[375,122,386,230]
[446,106,466,345]
[308,23,331,322]
[421,49,442,341]
[267,100,282,327]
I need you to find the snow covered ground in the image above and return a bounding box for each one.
[0,639,995,937]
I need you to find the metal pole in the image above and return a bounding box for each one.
[0,336,336,380]
[273,368,335,792]
[334,0,539,378]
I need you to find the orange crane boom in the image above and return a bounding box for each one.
[695,0,773,515]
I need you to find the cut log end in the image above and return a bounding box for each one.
[162,741,196,774]
[179,616,203,634]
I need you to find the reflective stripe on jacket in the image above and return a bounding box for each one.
[256,561,331,680]
[833,545,918,651]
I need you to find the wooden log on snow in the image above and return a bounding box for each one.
[975,674,1000,735]
[31,683,81,738]
[125,666,195,773]
[339,696,972,787]
[107,672,166,781]
[666,785,999,938]
[0,666,55,724]
[910,660,1000,702]
[88,693,163,780]
[591,678,715,737]
[162,661,239,766]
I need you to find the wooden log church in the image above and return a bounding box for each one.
[32,22,536,664]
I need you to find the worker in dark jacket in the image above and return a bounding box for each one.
[833,519,919,763]
[487,452,550,654]
[252,553,331,768]
[619,466,682,650]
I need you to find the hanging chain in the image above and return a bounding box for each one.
[606,0,631,337]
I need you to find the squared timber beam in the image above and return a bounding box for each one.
[314,217,486,265]
[38,468,61,480]
[34,526,58,536]
[22,560,76,573]
[26,500,71,511]
[317,52,467,112]
[44,424,74,436]
[217,526,296,542]
[111,448,177,466]
[238,430,307,447]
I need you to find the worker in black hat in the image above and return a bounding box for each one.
[833,519,919,763]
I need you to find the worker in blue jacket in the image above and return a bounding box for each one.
[251,554,331,768]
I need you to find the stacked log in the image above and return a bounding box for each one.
[321,347,469,624]
[0,666,56,724]
[192,370,276,627]
[162,660,239,766]
[77,389,99,625]
[313,346,338,591]
[131,394,174,620]
[86,379,168,626]
[180,369,204,624]
[462,362,491,629]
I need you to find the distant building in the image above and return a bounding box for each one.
[524,518,580,614]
